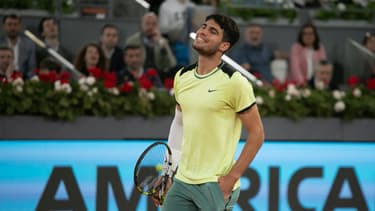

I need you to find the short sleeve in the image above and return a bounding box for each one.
[230,72,256,113]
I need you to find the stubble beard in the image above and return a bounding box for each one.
[192,42,219,57]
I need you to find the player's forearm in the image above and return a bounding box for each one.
[167,107,183,171]
[228,126,264,180]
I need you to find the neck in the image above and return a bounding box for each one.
[101,45,113,58]
[101,43,113,51]
[87,64,96,69]
[196,54,222,75]
[45,37,59,48]
[8,36,19,45]
[130,67,142,78]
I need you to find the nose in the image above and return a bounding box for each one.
[197,28,207,37]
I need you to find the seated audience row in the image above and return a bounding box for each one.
[0,12,373,92]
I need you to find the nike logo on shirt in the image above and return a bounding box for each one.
[208,89,217,92]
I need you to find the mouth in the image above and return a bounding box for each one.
[195,35,206,44]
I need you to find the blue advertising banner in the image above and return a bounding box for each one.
[0,140,374,211]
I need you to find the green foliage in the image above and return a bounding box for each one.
[225,7,297,23]
[0,0,75,14]
[1,80,374,121]
[314,8,374,22]
[0,80,175,121]
[253,86,375,120]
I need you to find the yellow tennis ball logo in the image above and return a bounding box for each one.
[155,163,163,172]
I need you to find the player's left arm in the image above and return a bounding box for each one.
[218,104,264,200]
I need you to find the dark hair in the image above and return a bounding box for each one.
[123,44,141,53]
[74,43,108,75]
[297,23,321,50]
[38,17,57,36]
[318,59,331,66]
[205,14,239,49]
[40,57,61,72]
[362,32,375,45]
[0,46,13,52]
[100,23,119,35]
[246,23,262,29]
[2,14,21,24]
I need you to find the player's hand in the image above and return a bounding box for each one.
[151,176,172,206]
[218,175,237,201]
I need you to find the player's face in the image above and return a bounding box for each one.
[101,27,119,48]
[85,46,100,67]
[193,19,229,56]
[0,50,13,72]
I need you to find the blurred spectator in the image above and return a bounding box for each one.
[126,12,176,80]
[38,57,61,74]
[0,46,20,82]
[36,17,73,71]
[99,24,124,73]
[74,43,108,76]
[363,32,375,54]
[118,45,163,88]
[159,0,195,66]
[362,32,375,79]
[308,60,337,90]
[0,14,36,79]
[289,23,326,86]
[234,23,288,84]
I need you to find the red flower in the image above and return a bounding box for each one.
[347,75,360,88]
[163,78,174,90]
[0,71,22,83]
[146,68,158,77]
[10,71,23,80]
[367,78,375,90]
[103,71,117,88]
[272,79,295,92]
[59,71,71,84]
[87,67,102,79]
[0,75,7,83]
[119,81,134,93]
[33,68,40,75]
[139,75,153,90]
[253,71,262,79]
[39,71,57,83]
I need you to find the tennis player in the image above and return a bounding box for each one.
[158,14,264,210]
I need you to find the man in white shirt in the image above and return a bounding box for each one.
[159,0,195,66]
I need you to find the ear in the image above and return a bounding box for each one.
[219,42,230,53]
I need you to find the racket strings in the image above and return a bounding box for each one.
[135,144,170,195]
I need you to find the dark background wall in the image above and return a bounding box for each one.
[1,116,374,141]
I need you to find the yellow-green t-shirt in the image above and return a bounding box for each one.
[174,62,256,185]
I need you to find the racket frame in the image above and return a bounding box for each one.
[133,141,172,198]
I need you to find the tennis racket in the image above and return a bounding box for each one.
[133,141,173,205]
[24,30,83,79]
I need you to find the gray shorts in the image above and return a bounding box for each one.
[161,179,240,211]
